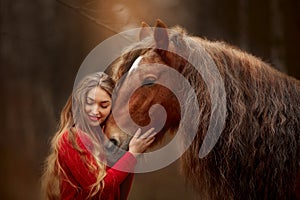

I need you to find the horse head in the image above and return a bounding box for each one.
[104,20,192,151]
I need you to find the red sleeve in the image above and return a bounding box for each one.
[103,152,136,186]
[58,131,136,192]
[102,152,136,200]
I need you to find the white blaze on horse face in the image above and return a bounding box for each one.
[128,56,143,75]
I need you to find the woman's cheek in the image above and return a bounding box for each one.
[104,107,112,118]
[84,105,91,114]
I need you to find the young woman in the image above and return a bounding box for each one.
[42,72,156,199]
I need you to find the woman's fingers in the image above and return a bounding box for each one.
[129,128,157,154]
[145,134,156,141]
[146,136,155,145]
[133,128,142,138]
[140,127,156,138]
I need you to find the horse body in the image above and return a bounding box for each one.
[105,20,300,199]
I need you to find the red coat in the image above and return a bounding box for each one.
[58,130,136,200]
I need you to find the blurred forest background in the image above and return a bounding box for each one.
[1,0,299,199]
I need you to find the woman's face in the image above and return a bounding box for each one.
[84,86,112,127]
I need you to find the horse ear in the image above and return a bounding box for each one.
[139,21,152,41]
[154,19,169,50]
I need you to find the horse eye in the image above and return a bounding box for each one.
[143,76,157,86]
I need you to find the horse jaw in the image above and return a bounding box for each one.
[144,129,175,152]
[104,114,176,152]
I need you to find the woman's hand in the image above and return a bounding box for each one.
[128,128,156,155]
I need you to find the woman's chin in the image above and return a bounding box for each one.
[88,121,101,127]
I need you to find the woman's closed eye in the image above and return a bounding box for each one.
[101,102,111,108]
[86,99,94,105]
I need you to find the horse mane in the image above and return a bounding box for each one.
[110,25,300,199]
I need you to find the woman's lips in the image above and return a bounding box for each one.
[89,115,100,121]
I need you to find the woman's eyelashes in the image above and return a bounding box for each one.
[100,103,110,109]
[86,98,110,108]
[86,101,94,105]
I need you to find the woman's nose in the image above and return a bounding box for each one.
[92,105,101,115]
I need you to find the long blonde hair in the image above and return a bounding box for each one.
[41,72,115,199]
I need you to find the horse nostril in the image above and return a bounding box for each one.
[110,138,119,146]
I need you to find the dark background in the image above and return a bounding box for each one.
[1,0,299,199]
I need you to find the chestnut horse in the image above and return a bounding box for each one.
[104,20,300,199]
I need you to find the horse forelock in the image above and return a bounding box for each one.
[112,26,188,79]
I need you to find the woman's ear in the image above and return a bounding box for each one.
[154,19,169,50]
[139,21,152,41]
